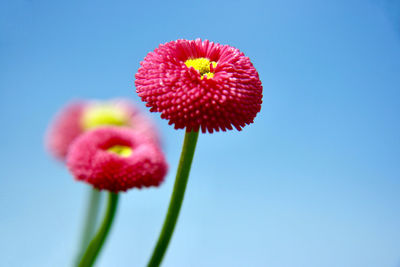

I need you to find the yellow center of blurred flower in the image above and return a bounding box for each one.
[106,145,132,157]
[185,57,217,79]
[82,104,129,130]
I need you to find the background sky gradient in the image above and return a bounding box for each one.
[1,0,400,266]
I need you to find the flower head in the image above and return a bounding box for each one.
[135,39,263,133]
[46,99,159,160]
[67,127,168,192]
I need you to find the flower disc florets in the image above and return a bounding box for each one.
[135,39,263,133]
[46,99,159,160]
[67,127,168,192]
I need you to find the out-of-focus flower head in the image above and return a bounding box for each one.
[67,127,168,192]
[46,99,159,160]
[135,39,263,133]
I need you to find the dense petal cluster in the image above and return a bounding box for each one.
[46,99,159,160]
[135,39,263,133]
[67,127,168,192]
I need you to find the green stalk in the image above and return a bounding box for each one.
[78,192,119,267]
[147,130,199,267]
[76,188,102,265]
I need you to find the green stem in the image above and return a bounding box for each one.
[76,188,102,265]
[78,192,119,267]
[147,130,199,267]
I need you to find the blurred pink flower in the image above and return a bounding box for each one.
[135,39,263,133]
[46,99,159,160]
[67,127,168,192]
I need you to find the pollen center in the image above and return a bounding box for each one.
[106,145,133,157]
[185,57,217,79]
[82,104,129,130]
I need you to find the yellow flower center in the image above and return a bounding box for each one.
[81,104,129,130]
[185,57,217,79]
[106,145,133,157]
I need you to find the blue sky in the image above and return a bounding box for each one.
[1,0,400,266]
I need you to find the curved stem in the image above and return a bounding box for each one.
[78,192,119,267]
[76,188,102,265]
[147,130,199,267]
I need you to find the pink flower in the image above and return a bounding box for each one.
[67,127,168,192]
[135,39,263,133]
[46,99,159,160]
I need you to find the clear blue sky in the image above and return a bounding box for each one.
[1,0,399,266]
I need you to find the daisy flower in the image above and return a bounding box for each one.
[46,99,159,160]
[67,127,168,192]
[135,39,262,133]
